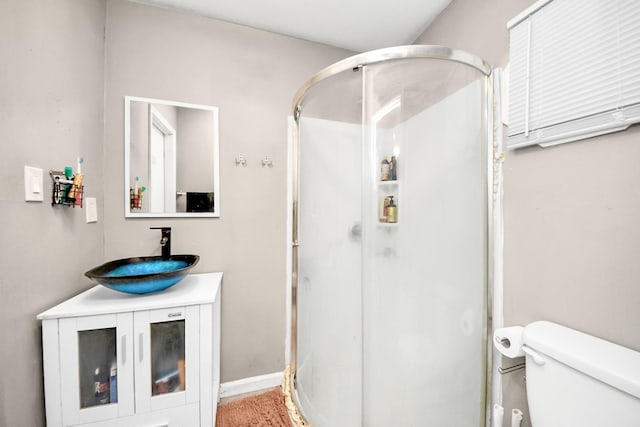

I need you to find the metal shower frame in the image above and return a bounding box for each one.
[286,44,495,427]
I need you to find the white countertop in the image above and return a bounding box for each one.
[37,272,223,320]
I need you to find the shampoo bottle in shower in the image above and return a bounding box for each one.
[380,195,391,222]
[390,156,397,180]
[381,156,390,181]
[387,196,397,223]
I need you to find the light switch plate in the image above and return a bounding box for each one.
[85,197,98,223]
[24,165,44,202]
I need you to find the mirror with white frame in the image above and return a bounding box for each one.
[124,96,220,217]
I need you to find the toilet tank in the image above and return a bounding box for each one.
[522,321,640,427]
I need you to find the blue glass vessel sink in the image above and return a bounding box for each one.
[85,255,199,294]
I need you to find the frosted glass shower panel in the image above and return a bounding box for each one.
[362,60,488,427]
[295,71,363,427]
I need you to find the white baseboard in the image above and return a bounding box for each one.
[219,371,284,398]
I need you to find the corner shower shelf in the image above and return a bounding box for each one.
[377,222,399,228]
[378,180,400,225]
[377,180,400,186]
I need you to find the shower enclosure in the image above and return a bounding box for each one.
[286,45,494,427]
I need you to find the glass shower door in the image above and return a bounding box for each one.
[361,59,488,427]
[295,69,364,426]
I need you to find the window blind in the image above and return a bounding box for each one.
[507,0,640,148]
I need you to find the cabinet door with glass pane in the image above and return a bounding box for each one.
[134,306,199,413]
[59,313,135,426]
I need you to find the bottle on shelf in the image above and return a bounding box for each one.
[75,157,84,207]
[67,174,83,201]
[381,156,390,181]
[380,195,391,222]
[386,196,397,223]
[390,156,397,180]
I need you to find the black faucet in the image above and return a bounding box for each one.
[150,227,171,259]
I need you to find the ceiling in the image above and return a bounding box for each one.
[131,0,452,52]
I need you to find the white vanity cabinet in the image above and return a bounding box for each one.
[38,272,222,427]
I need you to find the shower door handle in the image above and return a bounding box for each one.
[350,222,361,239]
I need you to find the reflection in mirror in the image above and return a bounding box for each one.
[124,96,220,217]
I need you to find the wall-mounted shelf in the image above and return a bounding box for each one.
[378,181,400,225]
[377,223,399,230]
[50,171,83,208]
[377,152,400,225]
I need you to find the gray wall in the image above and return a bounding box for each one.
[103,0,352,383]
[177,108,215,193]
[0,1,106,426]
[129,100,150,211]
[417,0,640,426]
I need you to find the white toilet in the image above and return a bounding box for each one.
[500,321,640,426]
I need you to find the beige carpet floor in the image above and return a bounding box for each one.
[216,387,293,427]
